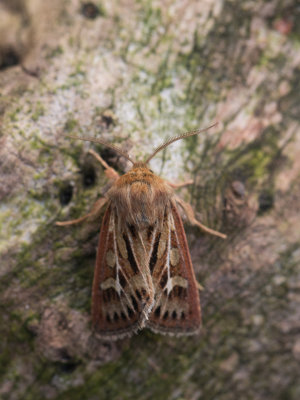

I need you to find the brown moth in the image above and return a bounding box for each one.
[57,123,226,340]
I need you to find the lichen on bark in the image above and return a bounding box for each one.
[0,0,300,399]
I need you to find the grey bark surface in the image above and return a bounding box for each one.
[0,0,300,399]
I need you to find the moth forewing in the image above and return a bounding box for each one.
[92,203,155,339]
[146,201,201,336]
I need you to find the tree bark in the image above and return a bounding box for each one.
[0,0,299,399]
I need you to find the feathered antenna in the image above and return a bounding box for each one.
[66,135,135,164]
[67,122,218,165]
[144,122,218,164]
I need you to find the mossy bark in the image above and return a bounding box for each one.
[1,0,300,399]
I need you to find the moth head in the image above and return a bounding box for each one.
[66,122,218,167]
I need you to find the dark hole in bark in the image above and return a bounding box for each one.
[101,113,114,128]
[80,2,101,19]
[82,163,96,187]
[258,191,274,214]
[59,183,73,205]
[0,47,20,70]
[99,147,121,171]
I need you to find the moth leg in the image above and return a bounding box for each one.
[196,281,204,291]
[175,197,227,239]
[56,197,107,226]
[167,179,193,189]
[88,149,119,182]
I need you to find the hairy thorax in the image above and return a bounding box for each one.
[107,163,173,228]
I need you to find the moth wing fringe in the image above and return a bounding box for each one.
[94,301,154,341]
[146,323,201,337]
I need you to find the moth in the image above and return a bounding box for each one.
[57,123,226,340]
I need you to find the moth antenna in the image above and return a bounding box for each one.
[66,135,136,164]
[144,122,218,164]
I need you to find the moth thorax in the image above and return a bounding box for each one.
[108,179,172,229]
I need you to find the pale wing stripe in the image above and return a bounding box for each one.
[153,212,172,314]
[156,212,172,285]
[159,212,172,316]
[112,210,135,315]
[126,227,151,287]
[150,223,158,254]
[165,211,172,295]
[111,211,121,294]
[112,214,151,312]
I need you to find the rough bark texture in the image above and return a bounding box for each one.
[1,0,300,399]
